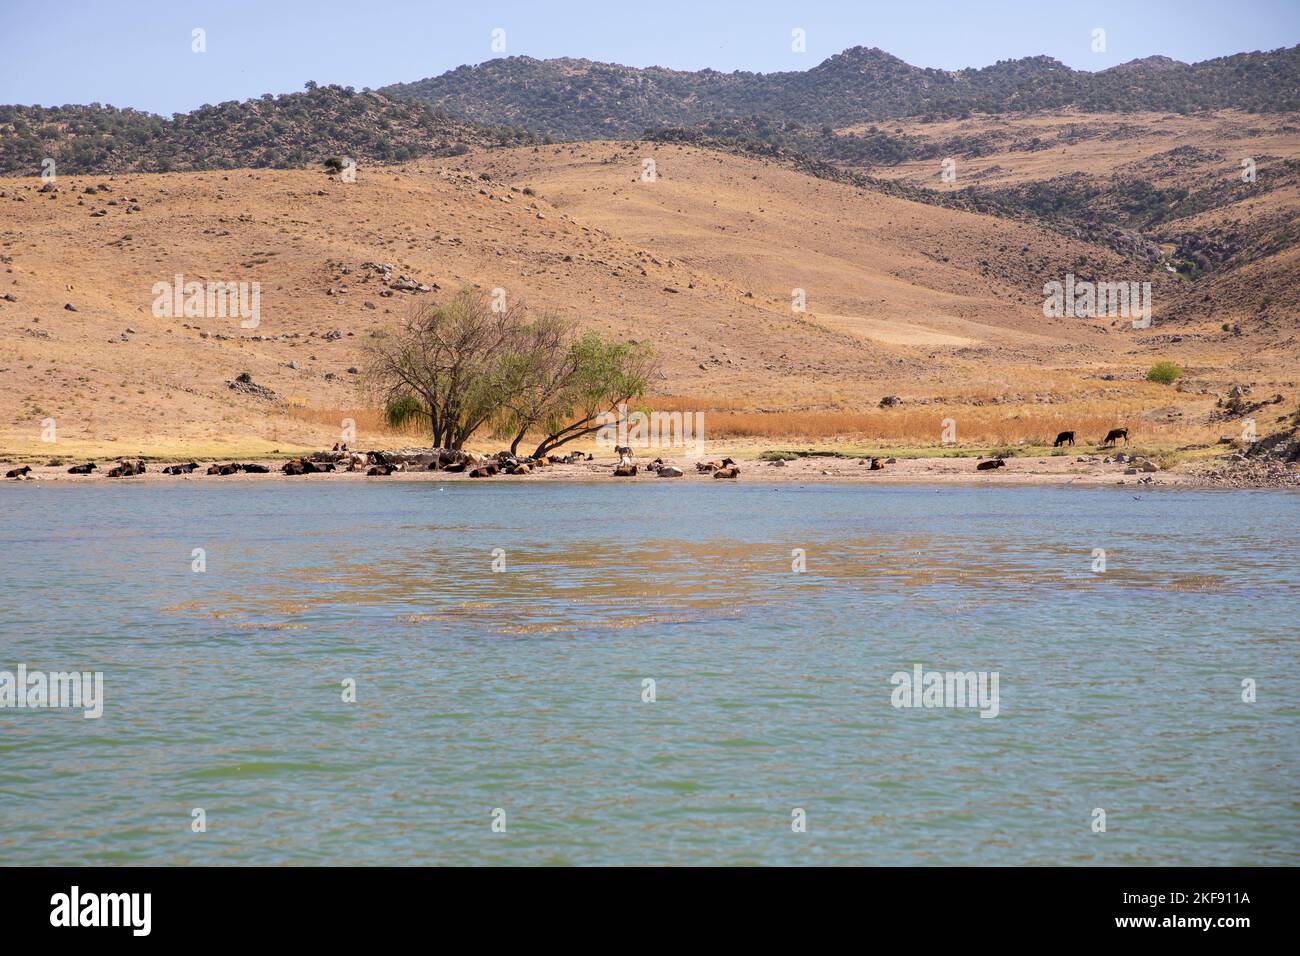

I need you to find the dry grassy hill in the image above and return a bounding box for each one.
[857,110,1300,328]
[0,140,1290,459]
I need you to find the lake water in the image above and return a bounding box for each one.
[1,481,1296,865]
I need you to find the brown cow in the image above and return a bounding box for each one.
[281,458,323,476]
[713,466,740,479]
[696,457,735,473]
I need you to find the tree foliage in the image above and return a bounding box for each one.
[362,289,657,453]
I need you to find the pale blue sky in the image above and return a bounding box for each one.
[2,0,1297,115]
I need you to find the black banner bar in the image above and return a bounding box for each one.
[0,866,1280,942]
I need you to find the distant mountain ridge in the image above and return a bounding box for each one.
[383,45,1300,139]
[3,45,1296,177]
[0,84,537,176]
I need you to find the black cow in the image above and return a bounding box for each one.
[1053,431,1075,447]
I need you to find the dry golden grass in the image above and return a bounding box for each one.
[642,388,1221,447]
[284,405,429,442]
[283,396,1222,453]
[676,408,1219,446]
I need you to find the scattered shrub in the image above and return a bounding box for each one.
[1146,361,1182,384]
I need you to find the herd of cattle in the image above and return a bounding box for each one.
[3,448,595,481]
[3,429,1133,481]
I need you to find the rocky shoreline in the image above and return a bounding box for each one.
[4,444,1298,488]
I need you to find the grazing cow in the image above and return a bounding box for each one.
[613,464,637,477]
[6,465,31,479]
[713,466,740,479]
[1053,431,1076,447]
[976,458,1006,471]
[67,462,97,474]
[1102,428,1129,446]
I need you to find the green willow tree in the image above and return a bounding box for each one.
[362,289,657,453]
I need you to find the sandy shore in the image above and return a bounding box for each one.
[1,452,1217,487]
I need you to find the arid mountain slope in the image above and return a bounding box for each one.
[0,142,1288,457]
[859,110,1300,328]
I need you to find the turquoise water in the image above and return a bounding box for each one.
[0,481,1296,865]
